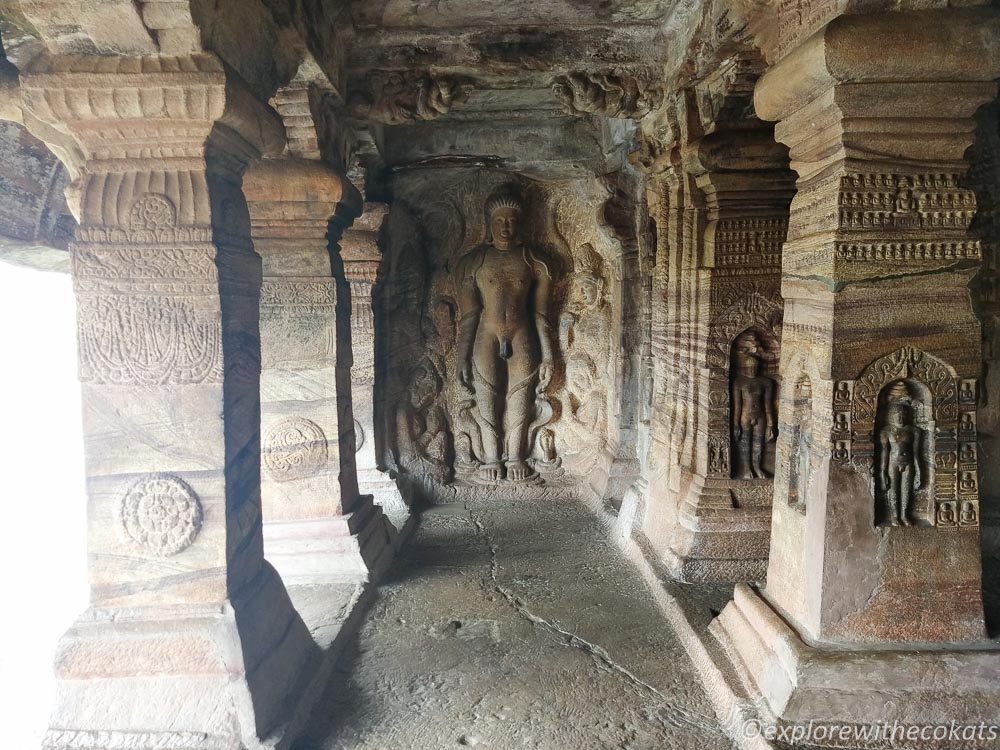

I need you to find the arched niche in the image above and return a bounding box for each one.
[728,328,780,480]
[833,346,979,529]
[706,294,782,480]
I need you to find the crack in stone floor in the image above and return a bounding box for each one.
[470,510,723,735]
[295,496,736,750]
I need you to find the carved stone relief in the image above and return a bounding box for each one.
[394,355,452,484]
[560,244,612,440]
[553,69,664,119]
[730,330,777,480]
[835,347,978,528]
[383,169,620,498]
[262,417,329,482]
[118,473,203,557]
[706,294,782,480]
[455,186,555,483]
[348,71,469,125]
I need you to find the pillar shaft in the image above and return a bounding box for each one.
[244,160,393,586]
[20,55,318,747]
[340,201,406,512]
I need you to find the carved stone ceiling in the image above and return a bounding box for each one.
[345,0,683,117]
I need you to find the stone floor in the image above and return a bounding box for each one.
[294,496,737,750]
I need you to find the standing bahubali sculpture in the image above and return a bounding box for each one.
[730,331,777,479]
[876,381,928,527]
[455,186,555,483]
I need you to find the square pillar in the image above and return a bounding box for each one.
[340,200,407,515]
[244,159,393,586]
[645,127,795,581]
[711,10,1000,741]
[20,55,319,748]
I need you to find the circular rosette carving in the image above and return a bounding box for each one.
[118,474,203,557]
[263,417,329,481]
[354,418,366,453]
[128,193,177,229]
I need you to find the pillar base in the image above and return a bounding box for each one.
[43,565,320,750]
[359,467,408,512]
[263,495,394,585]
[665,477,771,582]
[711,584,1000,748]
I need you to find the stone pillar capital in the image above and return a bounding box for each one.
[19,53,285,168]
[244,158,361,217]
[757,8,1000,125]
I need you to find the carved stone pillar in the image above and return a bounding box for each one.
[712,10,1000,735]
[340,200,407,514]
[20,55,319,748]
[243,160,394,586]
[645,127,794,582]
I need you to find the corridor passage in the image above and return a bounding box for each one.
[299,497,737,750]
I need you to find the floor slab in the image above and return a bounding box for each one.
[295,497,737,750]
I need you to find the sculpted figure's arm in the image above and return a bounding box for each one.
[732,380,743,441]
[455,252,482,390]
[765,379,777,441]
[559,311,576,352]
[913,426,923,491]
[879,429,891,488]
[531,253,555,390]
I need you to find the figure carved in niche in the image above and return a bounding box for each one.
[788,376,812,511]
[878,400,924,527]
[456,187,554,482]
[731,332,776,479]
[560,245,612,432]
[395,358,451,484]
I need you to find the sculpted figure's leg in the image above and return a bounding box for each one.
[751,421,766,479]
[900,465,914,526]
[504,338,538,481]
[738,420,753,479]
[887,467,902,526]
[473,335,504,481]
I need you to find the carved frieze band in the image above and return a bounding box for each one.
[260,279,336,309]
[714,218,787,269]
[777,0,844,58]
[839,173,977,231]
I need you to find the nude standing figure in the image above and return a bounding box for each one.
[731,335,776,479]
[878,401,923,526]
[456,189,554,482]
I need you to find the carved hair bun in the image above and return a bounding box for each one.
[486,186,523,217]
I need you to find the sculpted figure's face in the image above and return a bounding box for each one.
[578,277,599,306]
[887,404,909,428]
[491,206,521,246]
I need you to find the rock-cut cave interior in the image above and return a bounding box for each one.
[1,1,999,748]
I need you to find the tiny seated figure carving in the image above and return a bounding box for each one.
[456,188,554,482]
[731,334,776,479]
[878,402,923,527]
